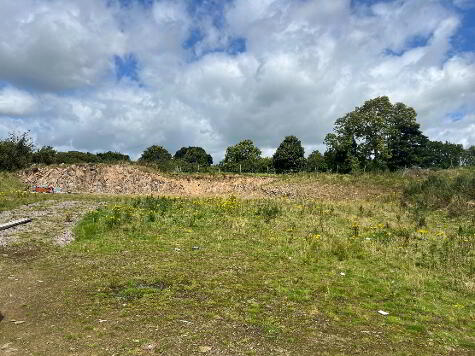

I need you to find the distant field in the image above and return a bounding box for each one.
[0,168,474,355]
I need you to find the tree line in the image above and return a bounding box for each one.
[1,96,474,173]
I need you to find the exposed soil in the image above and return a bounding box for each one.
[0,200,101,247]
[18,164,390,200]
[19,164,274,197]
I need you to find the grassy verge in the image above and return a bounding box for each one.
[0,171,43,211]
[1,191,473,355]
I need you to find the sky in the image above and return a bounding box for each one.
[0,0,474,161]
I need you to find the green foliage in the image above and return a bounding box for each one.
[221,139,263,173]
[421,141,465,169]
[33,147,130,165]
[0,132,34,171]
[132,195,175,213]
[33,146,57,165]
[96,151,130,162]
[464,146,475,166]
[273,135,305,173]
[402,170,475,217]
[139,145,172,163]
[256,201,282,222]
[325,97,427,172]
[55,151,99,164]
[306,150,327,172]
[174,146,213,166]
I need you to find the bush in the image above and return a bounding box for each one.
[33,146,57,165]
[0,132,34,171]
[56,151,99,164]
[97,151,130,162]
[402,170,475,217]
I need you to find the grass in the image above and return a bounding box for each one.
[0,170,474,355]
[0,171,42,211]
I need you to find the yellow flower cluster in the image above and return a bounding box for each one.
[0,190,29,197]
[217,195,238,211]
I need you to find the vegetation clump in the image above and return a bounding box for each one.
[402,169,475,217]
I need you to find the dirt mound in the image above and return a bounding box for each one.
[18,164,275,197]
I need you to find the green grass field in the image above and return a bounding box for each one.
[0,169,474,355]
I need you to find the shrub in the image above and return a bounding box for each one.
[402,170,475,217]
[0,132,34,171]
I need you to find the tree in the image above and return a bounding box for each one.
[174,147,213,166]
[33,146,57,165]
[306,150,327,172]
[464,146,475,166]
[139,145,172,163]
[221,139,262,173]
[273,136,305,173]
[324,96,427,172]
[386,102,428,170]
[0,132,34,171]
[421,141,465,169]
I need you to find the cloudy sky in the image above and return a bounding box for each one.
[0,0,474,161]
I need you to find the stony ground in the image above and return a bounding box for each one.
[0,200,102,247]
[18,164,395,201]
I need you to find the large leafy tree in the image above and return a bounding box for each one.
[273,136,305,173]
[386,102,428,170]
[222,139,262,172]
[325,96,427,172]
[139,145,172,163]
[174,146,213,166]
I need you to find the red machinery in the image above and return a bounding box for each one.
[32,186,55,193]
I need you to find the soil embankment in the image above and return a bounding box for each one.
[18,164,275,197]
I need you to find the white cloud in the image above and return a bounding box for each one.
[0,87,37,116]
[0,0,124,91]
[0,0,474,161]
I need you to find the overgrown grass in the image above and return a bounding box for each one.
[402,168,475,218]
[1,171,475,354]
[62,195,475,354]
[0,171,43,211]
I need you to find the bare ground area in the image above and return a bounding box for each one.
[0,200,101,247]
[18,164,393,200]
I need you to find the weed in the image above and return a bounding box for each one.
[256,201,282,222]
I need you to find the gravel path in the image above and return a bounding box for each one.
[0,200,102,246]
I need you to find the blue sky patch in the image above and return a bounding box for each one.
[453,5,475,52]
[448,111,464,122]
[114,53,140,82]
[228,37,247,55]
[183,28,205,49]
[186,0,234,29]
[108,0,154,9]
